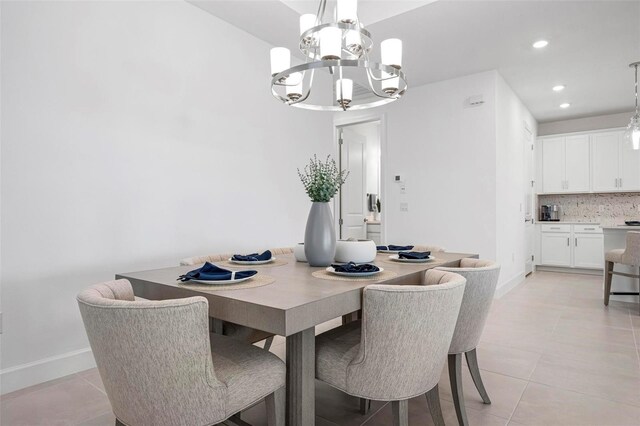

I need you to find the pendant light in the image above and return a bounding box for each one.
[624,61,640,150]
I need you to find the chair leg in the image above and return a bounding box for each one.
[465,349,491,404]
[604,261,614,306]
[263,336,274,351]
[359,398,371,415]
[425,384,445,426]
[391,399,409,426]
[266,386,285,426]
[449,353,469,426]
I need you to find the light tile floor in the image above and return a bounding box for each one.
[2,271,639,425]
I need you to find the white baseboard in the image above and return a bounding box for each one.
[535,265,603,276]
[494,272,525,299]
[1,347,96,395]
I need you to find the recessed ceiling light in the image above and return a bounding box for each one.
[560,103,570,109]
[552,85,565,92]
[533,40,549,49]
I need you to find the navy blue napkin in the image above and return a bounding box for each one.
[178,262,257,282]
[398,251,431,260]
[331,262,380,273]
[377,245,415,251]
[232,250,272,262]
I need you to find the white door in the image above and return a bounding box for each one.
[592,132,619,191]
[339,129,367,239]
[573,234,604,269]
[564,135,590,192]
[524,127,535,275]
[540,232,572,266]
[542,138,565,192]
[619,131,640,190]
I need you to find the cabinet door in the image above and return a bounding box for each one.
[573,234,604,269]
[564,135,590,192]
[542,138,565,193]
[619,132,640,190]
[540,232,572,266]
[592,132,620,191]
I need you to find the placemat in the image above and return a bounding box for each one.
[379,256,440,266]
[217,257,289,268]
[179,274,276,291]
[312,269,398,282]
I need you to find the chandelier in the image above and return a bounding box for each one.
[269,0,407,111]
[625,61,640,150]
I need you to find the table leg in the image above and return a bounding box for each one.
[286,327,315,426]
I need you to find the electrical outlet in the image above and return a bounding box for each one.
[400,202,408,212]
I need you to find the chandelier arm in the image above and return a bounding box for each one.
[316,0,327,25]
[288,68,316,106]
[364,69,398,100]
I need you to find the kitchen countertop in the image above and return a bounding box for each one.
[537,221,600,225]
[601,225,640,230]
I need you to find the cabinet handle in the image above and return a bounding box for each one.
[620,178,623,188]
[567,237,570,246]
[575,238,578,246]
[550,227,561,229]
[584,227,595,230]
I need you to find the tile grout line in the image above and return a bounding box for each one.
[75,372,108,396]
[506,380,531,424]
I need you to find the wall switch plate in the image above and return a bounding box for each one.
[400,202,408,212]
[400,185,406,194]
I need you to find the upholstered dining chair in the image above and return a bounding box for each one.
[315,270,466,426]
[179,251,280,350]
[604,231,640,313]
[435,259,501,426]
[77,279,285,426]
[414,244,446,252]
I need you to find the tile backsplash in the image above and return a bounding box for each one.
[538,193,640,225]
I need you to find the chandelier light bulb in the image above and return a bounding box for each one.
[381,38,402,69]
[300,14,316,35]
[286,72,304,101]
[337,0,358,24]
[270,47,290,76]
[336,78,353,106]
[320,27,342,60]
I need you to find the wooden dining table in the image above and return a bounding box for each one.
[116,250,477,426]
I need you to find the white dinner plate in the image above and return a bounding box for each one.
[190,276,253,285]
[325,266,384,277]
[388,254,435,263]
[228,257,276,265]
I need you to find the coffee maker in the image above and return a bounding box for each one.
[540,204,560,221]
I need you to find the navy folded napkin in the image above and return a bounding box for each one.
[178,262,257,282]
[376,245,415,251]
[331,262,380,274]
[398,251,431,260]
[232,250,272,262]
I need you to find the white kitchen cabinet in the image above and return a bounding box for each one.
[564,135,590,192]
[540,232,572,266]
[573,233,604,269]
[619,138,640,190]
[366,222,381,245]
[541,138,565,193]
[591,132,619,191]
[541,136,589,193]
[538,224,603,270]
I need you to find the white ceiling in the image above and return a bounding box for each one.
[189,0,640,122]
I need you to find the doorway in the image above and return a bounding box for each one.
[524,125,535,276]
[337,120,382,243]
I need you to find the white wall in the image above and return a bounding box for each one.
[538,111,631,136]
[338,72,499,262]
[337,70,536,293]
[495,73,537,293]
[0,0,333,393]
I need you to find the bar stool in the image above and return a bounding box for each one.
[604,231,640,312]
